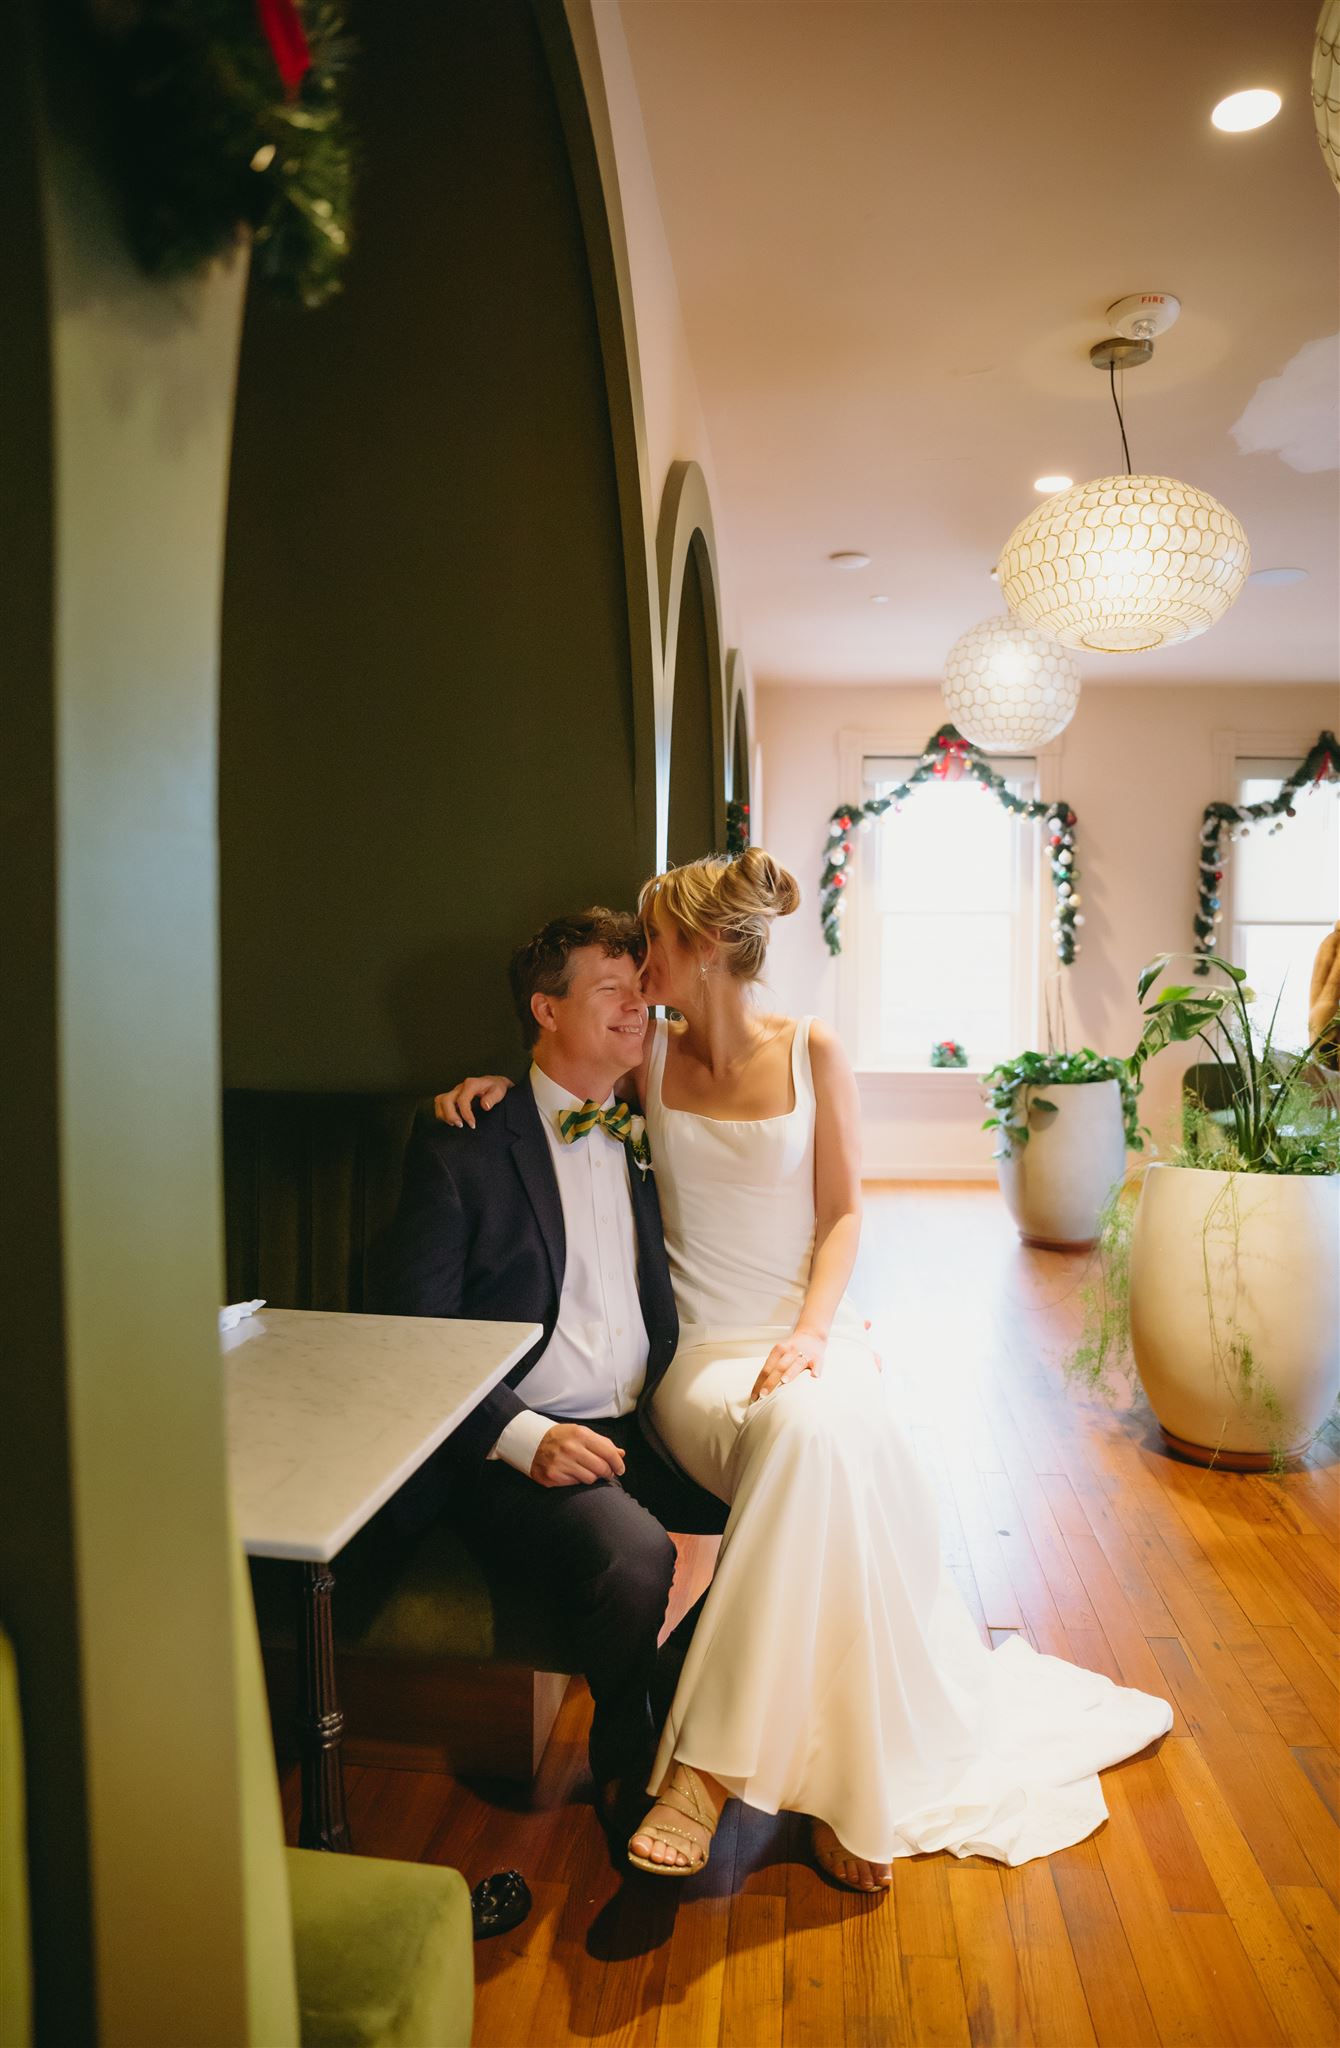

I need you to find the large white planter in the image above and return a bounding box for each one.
[996,1079,1127,1249]
[1129,1163,1340,1466]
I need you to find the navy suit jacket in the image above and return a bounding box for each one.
[384,1080,680,1471]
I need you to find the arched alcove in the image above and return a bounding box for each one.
[657,460,727,867]
[666,537,720,865]
[220,0,656,1089]
[731,693,751,808]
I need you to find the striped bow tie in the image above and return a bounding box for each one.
[556,1100,652,1172]
[557,1100,634,1146]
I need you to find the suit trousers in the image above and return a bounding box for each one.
[447,1412,726,1786]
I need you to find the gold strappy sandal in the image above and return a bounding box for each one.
[627,1764,720,1878]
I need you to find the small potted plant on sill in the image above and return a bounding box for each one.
[1072,954,1340,1470]
[982,1016,1142,1249]
[930,1039,968,1069]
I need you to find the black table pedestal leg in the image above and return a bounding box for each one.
[297,1559,351,1852]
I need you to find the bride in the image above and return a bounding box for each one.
[438,849,1172,1891]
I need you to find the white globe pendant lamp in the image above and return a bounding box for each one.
[942,615,1081,751]
[998,298,1250,654]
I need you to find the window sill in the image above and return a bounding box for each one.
[856,1066,986,1082]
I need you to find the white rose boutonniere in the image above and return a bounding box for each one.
[627,1115,653,1176]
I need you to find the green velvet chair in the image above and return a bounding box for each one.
[1,1630,32,2048]
[225,1090,574,1780]
[1,1587,474,2048]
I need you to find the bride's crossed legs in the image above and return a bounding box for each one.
[628,1329,899,1893]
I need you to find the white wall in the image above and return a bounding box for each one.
[758,680,1339,1175]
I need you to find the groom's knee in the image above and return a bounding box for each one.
[593,1506,677,1641]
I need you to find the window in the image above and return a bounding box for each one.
[850,753,1039,1070]
[1232,759,1339,1052]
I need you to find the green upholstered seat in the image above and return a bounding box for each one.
[1,1628,33,2048]
[232,1538,475,2047]
[250,1518,571,1675]
[287,1850,473,2048]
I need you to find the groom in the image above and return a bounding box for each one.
[385,908,725,1809]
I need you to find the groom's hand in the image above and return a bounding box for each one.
[531,1424,626,1488]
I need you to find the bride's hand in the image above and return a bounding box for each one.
[750,1328,827,1403]
[434,1076,512,1129]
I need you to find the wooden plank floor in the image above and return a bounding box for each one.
[282,1183,1339,2047]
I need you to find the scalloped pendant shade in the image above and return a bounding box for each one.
[998,474,1250,654]
[942,616,1081,751]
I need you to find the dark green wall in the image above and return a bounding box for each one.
[221,0,644,1090]
[666,539,718,867]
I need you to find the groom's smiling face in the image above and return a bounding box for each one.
[532,945,648,1086]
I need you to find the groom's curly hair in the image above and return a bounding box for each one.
[509,908,645,1046]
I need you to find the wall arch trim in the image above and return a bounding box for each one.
[657,459,727,862]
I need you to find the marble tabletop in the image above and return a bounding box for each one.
[223,1308,541,1561]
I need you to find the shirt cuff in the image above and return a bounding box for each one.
[488,1407,552,1476]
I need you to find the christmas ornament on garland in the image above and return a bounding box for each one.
[930,1040,969,1069]
[819,724,1082,966]
[92,0,355,309]
[726,798,751,858]
[1193,730,1340,974]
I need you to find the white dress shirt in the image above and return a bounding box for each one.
[490,1061,650,1475]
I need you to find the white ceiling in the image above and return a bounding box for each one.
[619,0,1340,686]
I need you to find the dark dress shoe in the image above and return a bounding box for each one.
[470,1869,532,1940]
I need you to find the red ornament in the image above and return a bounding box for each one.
[742,804,750,814]
[1214,870,1223,881]
[256,0,312,97]
[838,813,852,830]
[832,873,847,889]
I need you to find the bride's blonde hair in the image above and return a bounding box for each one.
[638,848,800,983]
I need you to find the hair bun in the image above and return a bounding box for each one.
[732,846,801,920]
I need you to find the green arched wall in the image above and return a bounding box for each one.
[657,460,727,868]
[220,0,656,1088]
[732,695,751,807]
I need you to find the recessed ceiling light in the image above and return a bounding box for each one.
[1246,565,1308,587]
[1211,88,1282,132]
[871,594,890,604]
[829,551,871,570]
[1034,474,1073,492]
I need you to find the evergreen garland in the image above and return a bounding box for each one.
[819,725,1081,967]
[1193,730,1338,974]
[91,0,355,309]
[726,797,750,857]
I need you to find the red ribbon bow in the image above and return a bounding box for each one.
[932,736,970,783]
[256,0,311,97]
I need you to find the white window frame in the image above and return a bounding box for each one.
[835,728,1065,1074]
[1213,726,1327,976]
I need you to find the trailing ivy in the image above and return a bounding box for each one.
[982,1048,1144,1161]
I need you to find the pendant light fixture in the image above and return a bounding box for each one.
[941,615,1081,752]
[998,296,1250,653]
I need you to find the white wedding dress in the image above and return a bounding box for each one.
[645,1016,1172,1866]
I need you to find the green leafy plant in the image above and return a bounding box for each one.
[1067,954,1340,1472]
[982,1048,1144,1161]
[1131,954,1340,1176]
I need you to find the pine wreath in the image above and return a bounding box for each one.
[819,724,1081,967]
[91,0,355,309]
